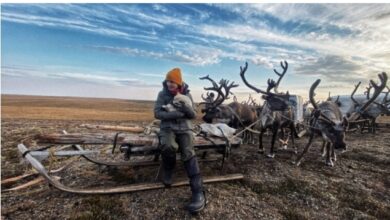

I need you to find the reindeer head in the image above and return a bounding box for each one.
[324,117,349,150]
[199,75,238,123]
[239,61,290,111]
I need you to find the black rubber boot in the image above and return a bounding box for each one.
[161,154,176,187]
[184,156,206,213]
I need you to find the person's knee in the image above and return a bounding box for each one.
[161,144,176,158]
[181,148,196,162]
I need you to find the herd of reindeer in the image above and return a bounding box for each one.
[197,61,389,167]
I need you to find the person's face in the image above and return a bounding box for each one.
[166,80,179,91]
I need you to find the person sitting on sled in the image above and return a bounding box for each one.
[154,67,206,213]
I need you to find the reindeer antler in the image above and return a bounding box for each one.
[359,72,388,112]
[309,79,337,125]
[309,79,321,110]
[327,92,331,101]
[351,81,361,106]
[348,72,388,121]
[200,75,238,112]
[364,83,373,100]
[239,61,289,98]
[201,92,213,102]
[220,79,239,100]
[199,75,225,109]
[271,60,288,93]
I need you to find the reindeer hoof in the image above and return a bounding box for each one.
[282,145,288,150]
[295,161,301,166]
[325,161,334,167]
[266,153,275,158]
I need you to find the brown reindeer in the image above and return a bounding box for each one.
[199,76,258,143]
[239,61,297,158]
[240,96,262,144]
[296,72,388,166]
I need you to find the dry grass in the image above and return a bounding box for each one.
[1,95,154,121]
[1,94,390,219]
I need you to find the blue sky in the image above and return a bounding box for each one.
[2,4,390,102]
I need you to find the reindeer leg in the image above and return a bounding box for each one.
[295,133,314,166]
[360,121,365,134]
[325,142,334,167]
[280,128,287,150]
[247,131,250,144]
[267,125,278,158]
[258,129,265,154]
[290,124,296,154]
[321,141,326,157]
[331,144,337,162]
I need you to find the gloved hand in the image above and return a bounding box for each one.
[171,110,185,118]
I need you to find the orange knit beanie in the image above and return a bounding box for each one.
[166,68,183,86]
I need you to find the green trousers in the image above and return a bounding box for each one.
[158,129,196,162]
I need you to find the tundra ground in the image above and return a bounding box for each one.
[1,95,389,220]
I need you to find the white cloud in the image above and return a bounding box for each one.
[1,7,159,43]
[1,64,159,88]
[250,55,273,68]
[87,45,223,66]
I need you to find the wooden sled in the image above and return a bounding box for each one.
[11,132,243,195]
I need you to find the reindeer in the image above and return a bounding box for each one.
[241,94,259,107]
[296,72,388,166]
[350,82,390,133]
[239,61,297,158]
[199,76,258,144]
[240,94,262,144]
[199,75,238,125]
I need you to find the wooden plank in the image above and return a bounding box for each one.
[1,161,73,186]
[80,124,145,133]
[376,115,390,124]
[36,133,160,146]
[36,133,241,147]
[2,176,45,192]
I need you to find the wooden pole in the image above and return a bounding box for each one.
[35,133,242,147]
[80,124,145,133]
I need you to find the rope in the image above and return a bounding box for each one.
[230,117,262,139]
[217,127,231,169]
[225,105,261,134]
[217,127,231,158]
